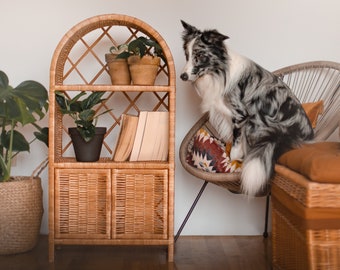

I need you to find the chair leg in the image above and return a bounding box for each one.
[263,193,271,238]
[174,181,209,242]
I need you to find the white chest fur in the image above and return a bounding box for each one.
[193,74,234,141]
[192,50,250,142]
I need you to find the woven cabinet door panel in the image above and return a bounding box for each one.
[112,169,168,240]
[55,169,111,239]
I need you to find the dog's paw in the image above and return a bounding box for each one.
[230,144,244,161]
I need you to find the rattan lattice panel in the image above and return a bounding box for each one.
[52,16,170,86]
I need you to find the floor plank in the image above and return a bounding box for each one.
[0,235,272,270]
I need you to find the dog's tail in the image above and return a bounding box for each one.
[240,142,276,196]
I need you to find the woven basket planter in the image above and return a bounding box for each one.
[0,176,43,255]
[105,53,131,85]
[128,55,160,85]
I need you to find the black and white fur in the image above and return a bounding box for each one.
[180,21,314,196]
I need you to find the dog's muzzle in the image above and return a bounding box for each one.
[180,72,189,81]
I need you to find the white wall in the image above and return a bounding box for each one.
[1,0,339,235]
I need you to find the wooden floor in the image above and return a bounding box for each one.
[0,235,272,270]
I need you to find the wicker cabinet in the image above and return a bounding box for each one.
[48,14,175,262]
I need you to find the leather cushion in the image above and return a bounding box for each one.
[302,100,324,128]
[278,142,340,183]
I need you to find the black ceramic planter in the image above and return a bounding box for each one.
[69,127,106,162]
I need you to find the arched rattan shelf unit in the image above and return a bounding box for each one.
[49,14,176,262]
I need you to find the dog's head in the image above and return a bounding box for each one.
[180,20,229,82]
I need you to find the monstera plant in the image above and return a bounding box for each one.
[0,70,49,255]
[0,70,48,182]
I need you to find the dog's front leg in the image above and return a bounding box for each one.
[229,100,248,161]
[230,127,245,160]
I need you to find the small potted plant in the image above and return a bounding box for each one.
[0,70,49,254]
[55,91,111,162]
[105,44,131,85]
[115,36,165,85]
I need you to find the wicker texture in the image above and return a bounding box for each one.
[50,13,175,161]
[55,169,110,239]
[272,166,340,269]
[272,195,340,270]
[271,61,340,270]
[49,14,175,262]
[179,112,247,193]
[274,165,340,208]
[113,169,168,239]
[0,177,43,255]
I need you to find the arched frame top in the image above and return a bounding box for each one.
[50,14,176,87]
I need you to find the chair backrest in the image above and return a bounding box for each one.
[273,61,340,141]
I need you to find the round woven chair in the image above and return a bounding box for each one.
[175,60,340,241]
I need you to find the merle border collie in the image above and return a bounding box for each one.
[180,20,313,196]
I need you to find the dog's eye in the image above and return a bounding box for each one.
[199,55,209,63]
[197,53,208,63]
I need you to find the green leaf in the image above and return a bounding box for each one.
[0,70,9,89]
[69,92,87,105]
[55,92,68,110]
[115,51,131,59]
[79,109,95,122]
[56,91,87,114]
[82,92,106,110]
[14,80,48,110]
[0,97,21,120]
[0,79,48,125]
[69,101,82,113]
[15,98,36,125]
[2,130,29,152]
[34,127,48,147]
[78,126,95,142]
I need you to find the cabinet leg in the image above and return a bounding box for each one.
[168,243,174,262]
[48,239,55,263]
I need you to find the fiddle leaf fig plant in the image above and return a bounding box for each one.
[0,70,49,182]
[55,91,111,142]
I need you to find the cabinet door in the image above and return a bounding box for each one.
[112,169,168,240]
[55,169,111,239]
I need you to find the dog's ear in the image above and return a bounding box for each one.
[181,20,199,35]
[201,30,229,45]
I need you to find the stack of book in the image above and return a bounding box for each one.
[113,111,169,162]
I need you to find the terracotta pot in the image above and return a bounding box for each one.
[128,55,160,85]
[105,54,131,85]
[0,177,43,255]
[69,127,106,162]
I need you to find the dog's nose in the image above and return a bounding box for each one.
[180,73,188,81]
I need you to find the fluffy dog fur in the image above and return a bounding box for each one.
[180,21,314,196]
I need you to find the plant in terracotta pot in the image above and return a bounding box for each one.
[55,91,111,162]
[105,44,131,85]
[115,36,165,85]
[0,70,49,254]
